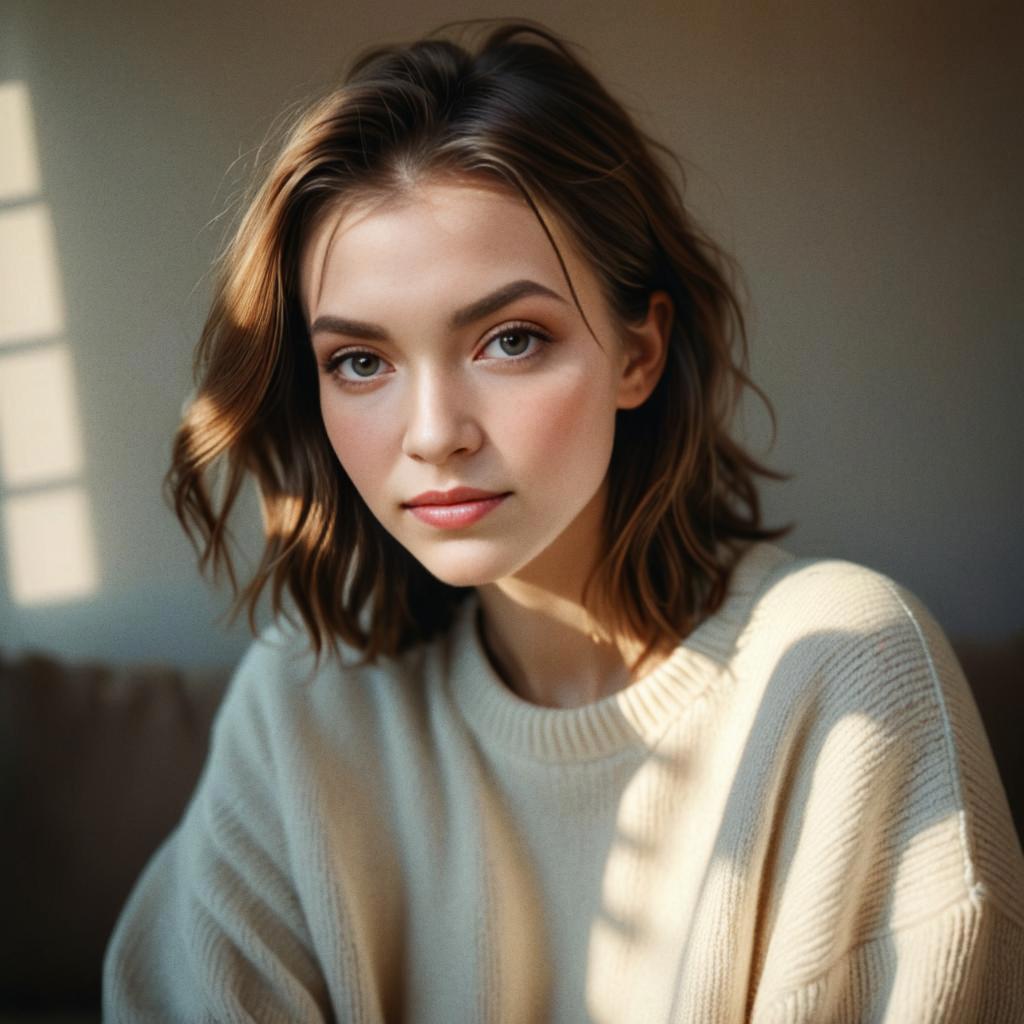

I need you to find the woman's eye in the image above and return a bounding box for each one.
[329,352,387,381]
[481,327,548,360]
[325,326,548,384]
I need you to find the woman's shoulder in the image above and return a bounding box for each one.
[739,546,974,736]
[739,544,959,686]
[231,610,441,687]
[737,546,991,838]
[742,543,957,712]
[211,611,446,756]
[743,546,1024,919]
[748,544,927,628]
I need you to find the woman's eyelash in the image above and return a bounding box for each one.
[321,321,553,385]
[480,321,552,360]
[322,350,380,378]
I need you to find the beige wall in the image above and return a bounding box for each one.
[1,0,1020,666]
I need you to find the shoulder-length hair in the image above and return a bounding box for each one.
[168,17,793,670]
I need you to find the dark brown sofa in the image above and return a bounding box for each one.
[1,653,230,1023]
[1,635,1021,1023]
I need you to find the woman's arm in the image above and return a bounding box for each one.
[102,642,333,1023]
[752,893,1022,1023]
[747,577,1024,1022]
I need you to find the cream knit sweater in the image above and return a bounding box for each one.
[103,542,1024,1022]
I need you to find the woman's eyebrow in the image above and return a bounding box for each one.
[310,278,567,341]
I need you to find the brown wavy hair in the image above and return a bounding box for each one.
[167,17,793,669]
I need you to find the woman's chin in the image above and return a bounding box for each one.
[413,547,523,590]
[422,563,505,589]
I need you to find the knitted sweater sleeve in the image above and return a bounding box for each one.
[102,637,332,1024]
[747,570,1024,1023]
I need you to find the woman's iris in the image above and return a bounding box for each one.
[497,331,530,356]
[351,354,380,377]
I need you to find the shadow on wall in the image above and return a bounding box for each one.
[0,80,100,610]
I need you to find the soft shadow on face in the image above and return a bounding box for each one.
[299,175,638,600]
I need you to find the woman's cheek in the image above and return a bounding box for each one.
[502,371,615,486]
[320,397,389,494]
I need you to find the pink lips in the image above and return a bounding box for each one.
[402,487,511,529]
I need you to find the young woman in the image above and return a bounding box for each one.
[103,18,1024,1022]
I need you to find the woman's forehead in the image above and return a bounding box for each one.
[298,178,593,324]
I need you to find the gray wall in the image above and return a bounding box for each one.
[0,0,1020,668]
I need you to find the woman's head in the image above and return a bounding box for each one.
[302,174,671,595]
[169,18,791,666]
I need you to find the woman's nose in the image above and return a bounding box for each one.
[400,370,483,464]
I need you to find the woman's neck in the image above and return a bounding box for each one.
[474,578,666,709]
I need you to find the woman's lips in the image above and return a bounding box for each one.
[405,494,509,529]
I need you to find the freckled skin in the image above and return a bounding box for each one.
[300,178,639,594]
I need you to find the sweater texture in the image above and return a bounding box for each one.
[103,542,1024,1022]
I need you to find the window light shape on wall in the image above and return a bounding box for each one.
[0,79,99,606]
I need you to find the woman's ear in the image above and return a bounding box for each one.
[616,290,673,410]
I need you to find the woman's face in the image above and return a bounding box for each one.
[299,177,656,591]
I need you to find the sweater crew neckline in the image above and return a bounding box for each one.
[447,541,793,762]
